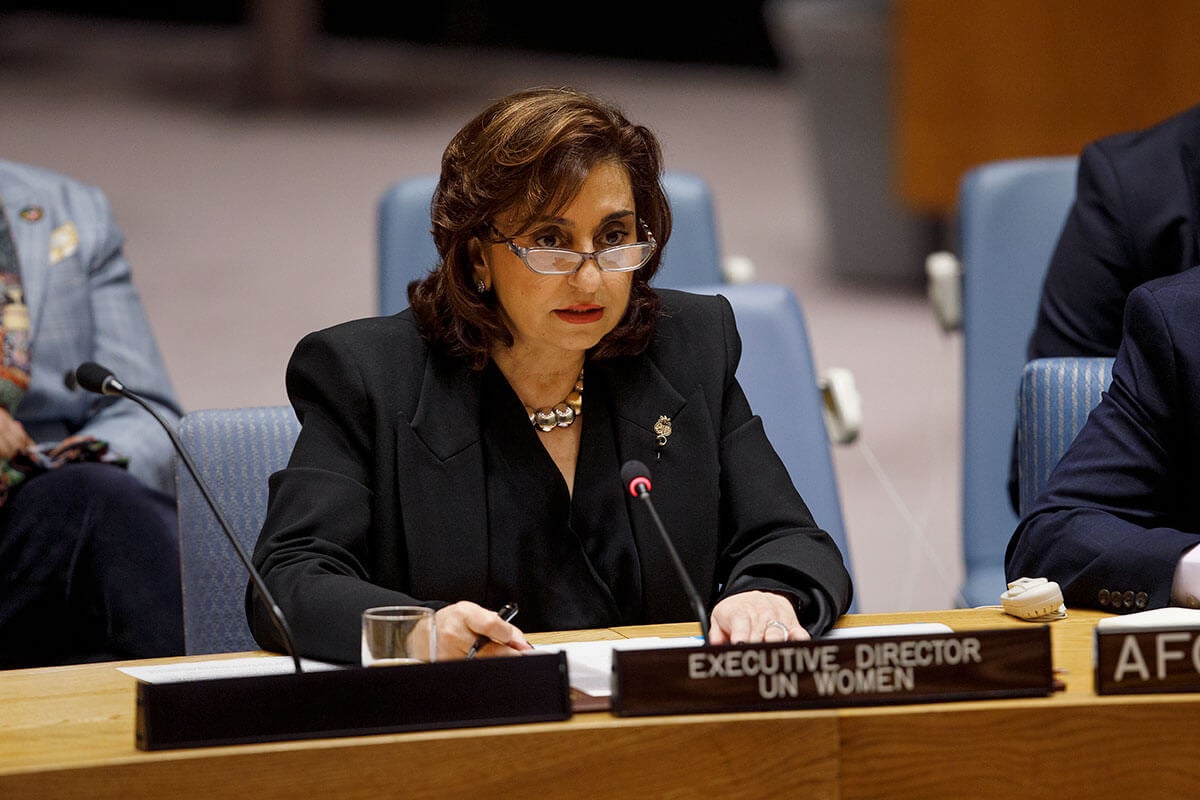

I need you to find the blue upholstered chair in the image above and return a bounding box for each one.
[693,282,855,606]
[1016,357,1114,517]
[937,156,1079,607]
[377,171,730,316]
[176,406,300,654]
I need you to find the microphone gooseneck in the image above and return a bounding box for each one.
[70,362,303,673]
[620,459,710,643]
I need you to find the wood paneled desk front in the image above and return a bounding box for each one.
[3,608,1200,799]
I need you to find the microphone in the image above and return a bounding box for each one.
[73,361,126,396]
[69,361,302,672]
[620,460,710,643]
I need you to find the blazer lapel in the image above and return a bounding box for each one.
[399,355,489,602]
[605,355,685,469]
[600,354,723,616]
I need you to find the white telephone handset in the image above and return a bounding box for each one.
[1001,577,1067,621]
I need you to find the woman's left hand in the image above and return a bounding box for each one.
[708,590,810,645]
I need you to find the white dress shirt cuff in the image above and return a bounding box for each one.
[1171,544,1200,608]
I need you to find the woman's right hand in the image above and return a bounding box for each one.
[0,409,33,461]
[434,601,532,660]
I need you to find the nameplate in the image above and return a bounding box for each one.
[611,627,1053,716]
[136,651,571,750]
[1095,626,1200,695]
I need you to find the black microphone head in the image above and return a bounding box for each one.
[63,369,78,391]
[620,460,652,497]
[74,362,116,395]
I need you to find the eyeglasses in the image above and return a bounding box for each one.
[497,223,657,276]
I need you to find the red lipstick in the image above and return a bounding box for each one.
[555,305,603,324]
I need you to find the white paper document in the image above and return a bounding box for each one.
[1096,607,1200,632]
[534,637,702,696]
[823,622,953,639]
[119,656,344,684]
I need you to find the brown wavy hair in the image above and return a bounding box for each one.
[408,86,670,369]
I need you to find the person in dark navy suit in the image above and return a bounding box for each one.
[1028,102,1200,363]
[1009,103,1200,510]
[249,87,853,664]
[1008,267,1200,612]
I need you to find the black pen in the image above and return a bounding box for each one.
[466,602,519,659]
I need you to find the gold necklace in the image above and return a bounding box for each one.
[527,370,584,432]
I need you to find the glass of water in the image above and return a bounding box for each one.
[361,605,436,666]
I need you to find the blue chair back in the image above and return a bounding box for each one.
[176,406,300,654]
[1017,357,1114,517]
[377,171,725,316]
[692,282,854,607]
[957,156,1077,607]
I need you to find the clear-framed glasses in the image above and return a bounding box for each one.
[499,223,657,276]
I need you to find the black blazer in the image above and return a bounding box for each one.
[1007,269,1200,613]
[1028,102,1200,362]
[250,289,853,663]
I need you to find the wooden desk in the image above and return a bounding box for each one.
[3,608,1199,799]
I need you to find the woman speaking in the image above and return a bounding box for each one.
[249,87,853,663]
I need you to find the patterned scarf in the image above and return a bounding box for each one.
[0,201,30,410]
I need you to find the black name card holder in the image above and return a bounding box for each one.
[612,627,1054,716]
[1095,625,1200,695]
[136,651,571,750]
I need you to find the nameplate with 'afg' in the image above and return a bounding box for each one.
[1095,626,1200,695]
[611,627,1054,717]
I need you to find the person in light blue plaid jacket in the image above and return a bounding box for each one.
[0,159,184,667]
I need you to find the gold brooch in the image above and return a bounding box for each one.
[653,415,672,460]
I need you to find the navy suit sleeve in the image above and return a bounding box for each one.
[1007,280,1200,612]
